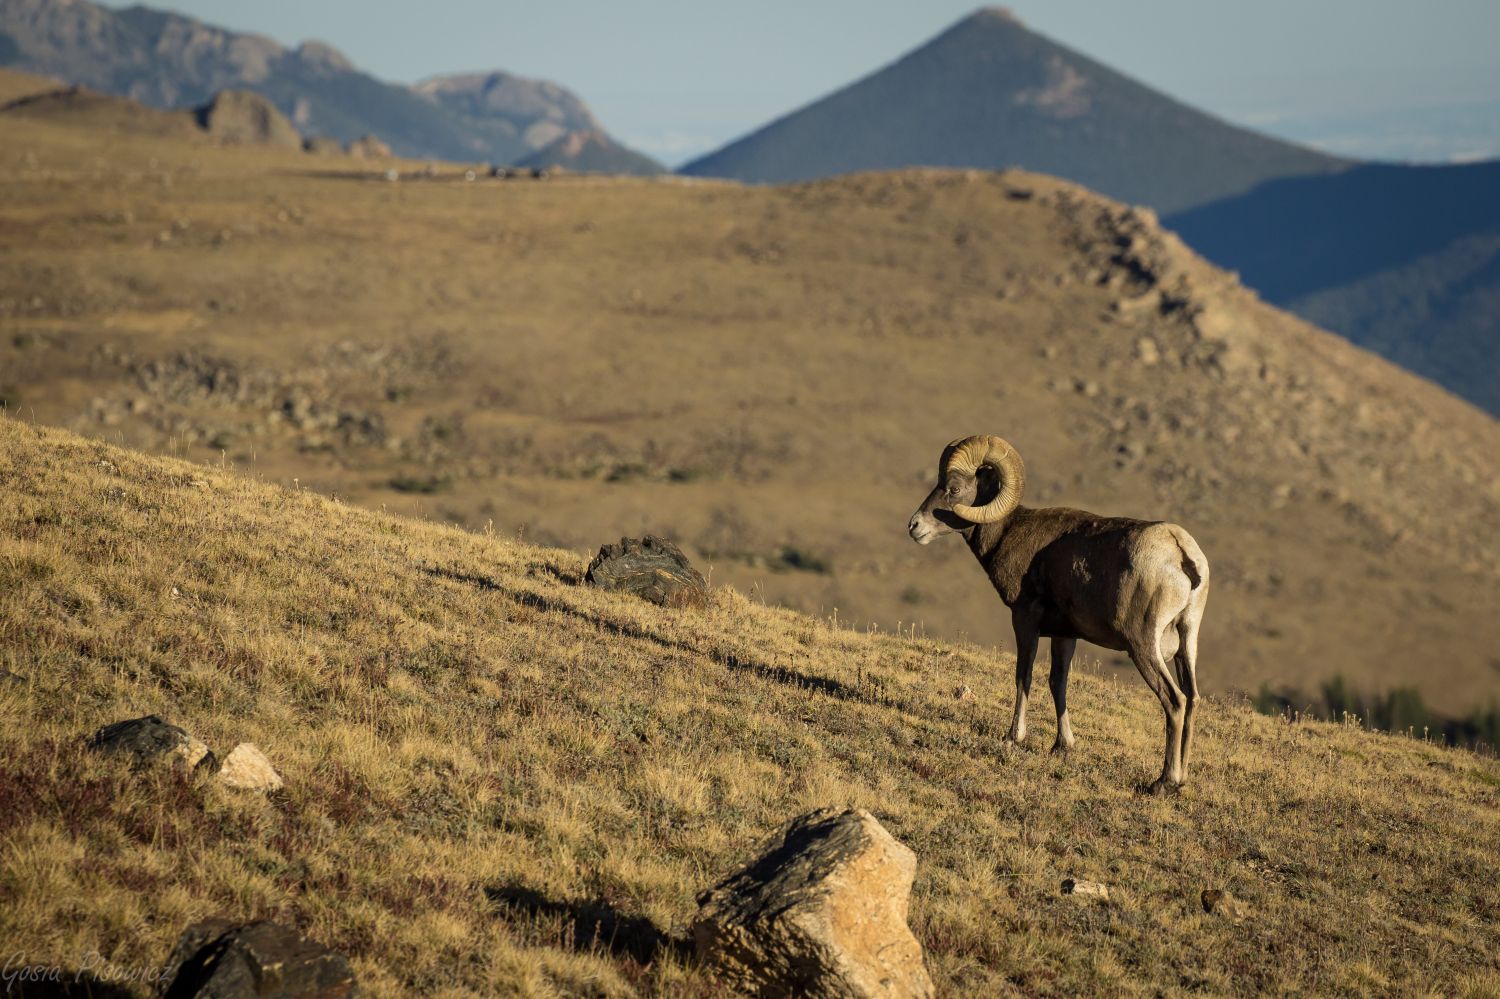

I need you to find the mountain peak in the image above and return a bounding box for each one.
[515,127,665,176]
[293,40,353,73]
[414,69,602,150]
[964,5,1024,27]
[0,0,644,165]
[680,9,1344,213]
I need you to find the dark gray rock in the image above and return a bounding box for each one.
[158,919,357,998]
[585,535,707,608]
[302,136,344,156]
[89,715,216,773]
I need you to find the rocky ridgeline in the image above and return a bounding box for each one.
[81,339,462,463]
[1032,176,1500,578]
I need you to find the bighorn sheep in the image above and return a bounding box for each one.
[908,435,1209,793]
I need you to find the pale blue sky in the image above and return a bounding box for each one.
[109,1,1500,164]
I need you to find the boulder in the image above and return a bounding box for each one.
[585,535,707,608]
[217,743,284,791]
[1061,877,1109,900]
[1135,336,1161,366]
[89,715,215,774]
[345,134,392,159]
[1201,887,1248,922]
[158,918,357,998]
[692,807,934,999]
[194,91,302,149]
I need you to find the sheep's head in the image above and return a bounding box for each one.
[908,435,1027,544]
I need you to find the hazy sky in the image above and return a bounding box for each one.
[108,1,1500,164]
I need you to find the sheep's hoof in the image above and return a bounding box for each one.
[1142,778,1182,797]
[1050,742,1073,757]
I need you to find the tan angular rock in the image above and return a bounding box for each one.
[693,807,934,999]
[217,742,284,791]
[346,134,392,159]
[1061,877,1109,900]
[177,734,213,772]
[1135,336,1161,366]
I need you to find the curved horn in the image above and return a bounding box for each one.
[944,435,1025,524]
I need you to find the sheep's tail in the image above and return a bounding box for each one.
[1171,530,1205,591]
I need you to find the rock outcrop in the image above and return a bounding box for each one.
[157,918,357,998]
[193,90,302,148]
[585,535,707,608]
[1201,887,1248,922]
[692,807,934,998]
[89,715,215,774]
[345,134,391,159]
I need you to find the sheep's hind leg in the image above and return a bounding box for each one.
[1174,615,1201,777]
[1128,633,1187,794]
[1049,637,1077,754]
[1006,618,1039,745]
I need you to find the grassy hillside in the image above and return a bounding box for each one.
[3,416,1498,996]
[0,63,55,103]
[3,108,1499,722]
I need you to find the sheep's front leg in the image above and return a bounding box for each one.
[1049,637,1077,754]
[1006,616,1039,744]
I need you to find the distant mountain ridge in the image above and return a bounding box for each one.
[0,73,334,151]
[413,71,600,152]
[1167,159,1500,415]
[516,129,665,177]
[680,7,1346,214]
[0,0,663,171]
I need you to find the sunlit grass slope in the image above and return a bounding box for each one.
[2,415,1498,997]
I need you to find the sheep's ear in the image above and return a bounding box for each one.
[972,464,1002,503]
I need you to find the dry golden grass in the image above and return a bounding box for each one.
[3,415,1498,997]
[3,96,1499,721]
[0,68,64,105]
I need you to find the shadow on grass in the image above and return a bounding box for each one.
[484,884,692,965]
[421,564,890,709]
